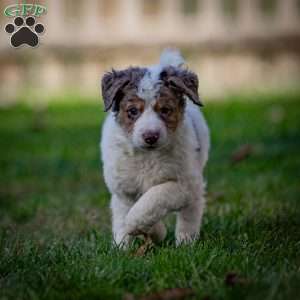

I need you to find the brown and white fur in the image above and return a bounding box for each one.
[100,49,210,247]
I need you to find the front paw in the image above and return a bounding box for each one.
[124,216,150,237]
[114,223,147,249]
[175,232,198,246]
[113,231,132,249]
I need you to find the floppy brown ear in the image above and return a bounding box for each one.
[161,68,203,106]
[101,67,147,112]
[101,70,130,112]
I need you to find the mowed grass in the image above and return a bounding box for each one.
[0,92,300,300]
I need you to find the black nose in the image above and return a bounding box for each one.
[142,131,160,145]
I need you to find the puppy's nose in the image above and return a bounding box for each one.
[142,131,160,145]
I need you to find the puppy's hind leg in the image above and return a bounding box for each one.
[111,194,133,248]
[175,198,204,246]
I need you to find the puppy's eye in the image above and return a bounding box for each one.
[160,107,172,116]
[127,107,139,117]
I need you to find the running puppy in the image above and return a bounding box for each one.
[101,49,210,247]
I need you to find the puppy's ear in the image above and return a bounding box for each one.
[101,70,130,112]
[160,68,203,106]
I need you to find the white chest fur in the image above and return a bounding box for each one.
[101,114,190,201]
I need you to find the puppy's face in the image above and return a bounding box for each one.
[102,66,201,150]
[117,86,184,149]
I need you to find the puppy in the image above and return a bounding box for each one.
[100,49,209,247]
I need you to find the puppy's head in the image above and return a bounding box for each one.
[101,49,202,150]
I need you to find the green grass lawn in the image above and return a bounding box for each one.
[0,92,300,300]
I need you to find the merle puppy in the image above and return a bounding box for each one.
[101,49,209,247]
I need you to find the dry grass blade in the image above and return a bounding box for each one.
[133,234,154,257]
[231,144,253,164]
[225,272,249,287]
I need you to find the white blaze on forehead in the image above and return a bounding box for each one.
[137,49,185,102]
[137,65,162,102]
[135,107,162,132]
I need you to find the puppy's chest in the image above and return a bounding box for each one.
[114,152,177,200]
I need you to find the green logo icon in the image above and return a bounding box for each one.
[4,3,47,18]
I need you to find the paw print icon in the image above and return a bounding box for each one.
[5,16,45,48]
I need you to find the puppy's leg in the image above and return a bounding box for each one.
[110,194,133,248]
[148,221,167,243]
[125,182,187,236]
[175,198,204,245]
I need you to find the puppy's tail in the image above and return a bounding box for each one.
[159,48,185,69]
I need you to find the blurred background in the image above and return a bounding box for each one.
[0,0,300,104]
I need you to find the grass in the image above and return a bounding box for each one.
[0,92,300,300]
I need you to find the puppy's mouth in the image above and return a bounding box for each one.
[141,144,158,150]
[138,141,170,151]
